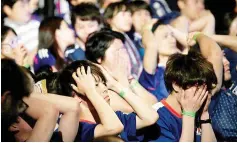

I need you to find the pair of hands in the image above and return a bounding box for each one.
[180,85,211,116]
[14,44,29,66]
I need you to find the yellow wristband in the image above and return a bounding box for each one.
[192,33,202,42]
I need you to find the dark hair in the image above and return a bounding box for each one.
[104,1,130,21]
[2,0,18,23]
[71,3,102,28]
[164,50,217,93]
[224,12,237,34]
[1,25,17,42]
[35,65,61,94]
[128,0,153,16]
[85,28,125,63]
[38,16,66,70]
[152,11,180,32]
[1,59,32,141]
[58,60,107,97]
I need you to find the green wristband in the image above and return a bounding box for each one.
[192,33,202,42]
[119,90,126,98]
[130,80,139,89]
[24,64,30,68]
[182,111,196,118]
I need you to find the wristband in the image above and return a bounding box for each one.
[182,111,196,118]
[130,79,139,89]
[119,88,128,98]
[24,64,30,69]
[192,33,202,42]
[200,119,211,124]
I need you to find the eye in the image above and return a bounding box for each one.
[95,83,99,87]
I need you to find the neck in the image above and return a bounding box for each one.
[76,38,85,51]
[57,40,68,58]
[165,92,182,115]
[158,55,169,67]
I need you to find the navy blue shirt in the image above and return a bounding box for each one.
[139,66,169,101]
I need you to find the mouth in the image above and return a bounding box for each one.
[104,95,110,100]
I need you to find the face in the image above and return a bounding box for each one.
[94,76,110,103]
[154,25,180,56]
[57,21,75,50]
[132,9,152,33]
[1,30,24,60]
[229,17,237,36]
[69,0,97,6]
[29,0,39,13]
[6,0,31,23]
[75,19,100,43]
[181,0,205,20]
[222,56,231,81]
[110,10,133,33]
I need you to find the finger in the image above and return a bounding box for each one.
[197,85,207,101]
[77,67,82,77]
[200,91,208,104]
[71,84,79,93]
[87,66,91,75]
[81,66,86,75]
[72,72,79,81]
[194,85,204,99]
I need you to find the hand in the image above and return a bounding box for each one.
[187,32,202,46]
[201,93,211,119]
[180,85,209,113]
[14,44,28,66]
[141,18,157,34]
[71,66,96,96]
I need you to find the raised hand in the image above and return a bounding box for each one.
[71,66,96,96]
[180,85,209,113]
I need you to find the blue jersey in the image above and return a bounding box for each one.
[139,66,169,101]
[151,100,201,142]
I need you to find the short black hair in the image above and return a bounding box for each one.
[128,0,153,16]
[71,3,102,28]
[58,60,107,97]
[104,1,130,20]
[1,25,17,42]
[85,28,125,63]
[164,50,217,93]
[1,59,32,141]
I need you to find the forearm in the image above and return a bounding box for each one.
[179,116,195,142]
[201,112,216,142]
[113,83,158,129]
[86,90,123,134]
[142,29,159,74]
[211,35,237,52]
[129,79,158,105]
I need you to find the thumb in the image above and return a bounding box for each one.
[71,84,79,93]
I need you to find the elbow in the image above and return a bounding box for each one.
[104,122,124,135]
[144,111,159,126]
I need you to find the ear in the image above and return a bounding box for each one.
[1,91,10,103]
[97,58,102,64]
[177,0,185,10]
[172,83,182,93]
[1,46,11,56]
[3,5,12,16]
[9,123,19,132]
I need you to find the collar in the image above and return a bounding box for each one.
[161,99,182,118]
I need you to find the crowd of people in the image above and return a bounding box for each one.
[1,0,237,142]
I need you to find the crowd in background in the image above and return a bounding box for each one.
[1,0,237,142]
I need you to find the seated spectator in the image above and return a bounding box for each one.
[70,3,103,61]
[2,0,40,66]
[1,26,29,68]
[129,0,153,60]
[85,29,158,111]
[33,16,75,73]
[104,1,143,79]
[58,60,158,141]
[139,19,188,101]
[176,0,215,35]
[209,55,237,141]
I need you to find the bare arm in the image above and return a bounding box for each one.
[30,93,80,142]
[211,35,237,52]
[195,34,223,95]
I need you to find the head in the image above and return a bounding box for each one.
[1,59,32,141]
[67,0,97,6]
[58,60,109,108]
[152,21,181,56]
[178,0,205,20]
[129,1,152,33]
[71,3,102,43]
[222,55,231,82]
[2,0,31,23]
[38,17,75,69]
[104,1,133,33]
[164,50,217,102]
[1,26,23,61]
[85,29,130,73]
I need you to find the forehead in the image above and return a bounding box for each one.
[75,18,98,25]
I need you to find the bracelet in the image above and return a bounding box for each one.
[182,111,196,118]
[192,33,202,42]
[130,79,139,89]
[200,119,211,124]
[119,88,128,98]
[24,64,30,68]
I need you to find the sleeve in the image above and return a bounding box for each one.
[74,122,98,142]
[50,131,63,142]
[138,68,157,94]
[115,111,144,142]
